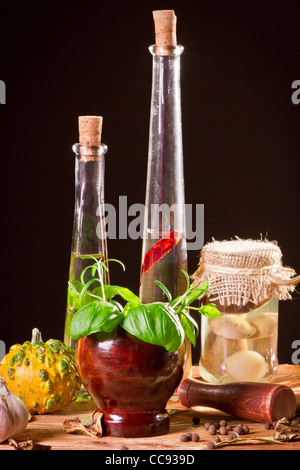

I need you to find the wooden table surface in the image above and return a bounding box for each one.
[1,364,299,451]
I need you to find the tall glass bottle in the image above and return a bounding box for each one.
[139,11,191,376]
[64,116,109,348]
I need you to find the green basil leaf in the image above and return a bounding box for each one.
[70,300,123,340]
[68,280,84,296]
[198,303,220,318]
[123,301,140,317]
[180,311,199,347]
[122,302,185,352]
[68,280,93,308]
[102,285,140,303]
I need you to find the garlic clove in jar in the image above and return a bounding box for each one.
[0,376,29,443]
[248,312,278,339]
[208,314,256,340]
[200,331,248,379]
[224,350,268,382]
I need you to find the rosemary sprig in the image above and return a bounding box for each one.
[213,436,287,448]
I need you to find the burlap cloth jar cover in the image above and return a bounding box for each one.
[192,238,300,312]
[192,238,300,383]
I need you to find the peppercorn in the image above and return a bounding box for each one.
[219,419,227,427]
[228,432,239,441]
[219,426,228,435]
[213,434,222,443]
[208,424,218,435]
[264,422,273,430]
[204,421,211,430]
[192,416,200,425]
[180,433,191,442]
[233,425,243,434]
[192,433,200,442]
[291,419,299,427]
[242,424,249,434]
[121,445,129,450]
[225,424,232,432]
[207,440,217,449]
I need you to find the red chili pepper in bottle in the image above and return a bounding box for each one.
[140,230,180,283]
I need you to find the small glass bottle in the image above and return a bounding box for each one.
[64,116,109,348]
[139,11,191,377]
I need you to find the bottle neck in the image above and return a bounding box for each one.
[145,45,185,237]
[71,143,108,256]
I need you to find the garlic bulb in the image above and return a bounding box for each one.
[0,376,29,443]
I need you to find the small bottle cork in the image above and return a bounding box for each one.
[78,116,103,146]
[152,10,177,48]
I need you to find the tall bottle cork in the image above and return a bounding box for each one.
[152,10,177,48]
[78,115,103,160]
[78,116,103,146]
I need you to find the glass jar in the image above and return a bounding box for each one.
[192,238,300,384]
[200,298,279,383]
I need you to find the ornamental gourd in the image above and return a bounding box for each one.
[0,328,82,414]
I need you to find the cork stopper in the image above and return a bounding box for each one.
[78,116,103,146]
[153,10,177,48]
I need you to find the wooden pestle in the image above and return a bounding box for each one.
[178,378,296,422]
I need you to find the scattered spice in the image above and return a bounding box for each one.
[264,422,274,430]
[219,419,227,427]
[208,424,218,435]
[206,416,300,449]
[8,435,51,450]
[63,411,103,439]
[228,432,239,441]
[180,431,200,443]
[207,440,217,449]
[242,424,250,434]
[180,433,191,442]
[192,416,200,425]
[121,445,129,450]
[233,425,243,434]
[273,417,299,442]
[219,426,228,435]
[205,419,248,437]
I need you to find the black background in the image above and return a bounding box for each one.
[1,0,299,365]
